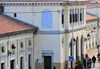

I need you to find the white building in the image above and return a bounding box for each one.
[0,14,38,69]
[86,13,99,51]
[0,0,97,69]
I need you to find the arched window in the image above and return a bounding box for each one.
[21,42,23,48]
[14,13,17,17]
[41,9,52,28]
[2,46,4,53]
[29,40,31,46]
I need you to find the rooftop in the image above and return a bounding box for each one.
[0,14,36,35]
[0,0,88,2]
[86,13,100,21]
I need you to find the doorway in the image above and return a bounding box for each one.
[44,56,51,69]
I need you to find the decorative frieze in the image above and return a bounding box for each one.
[0,2,62,6]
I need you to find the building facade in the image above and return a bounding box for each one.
[0,0,97,69]
[0,14,38,69]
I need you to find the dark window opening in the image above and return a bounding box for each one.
[62,14,64,24]
[14,13,17,17]
[80,13,82,21]
[62,10,64,28]
[29,40,31,46]
[1,63,5,69]
[20,57,23,69]
[10,60,15,69]
[73,14,75,22]
[75,14,78,22]
[21,42,23,48]
[29,54,31,69]
[2,46,4,53]
[70,14,72,23]
[62,10,64,24]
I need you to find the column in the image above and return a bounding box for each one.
[78,37,81,59]
[8,41,11,69]
[25,38,28,69]
[16,40,20,69]
[94,34,95,47]
[17,40,20,69]
[74,43,76,62]
[91,34,92,48]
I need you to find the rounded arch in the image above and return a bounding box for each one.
[1,43,5,54]
[14,13,17,17]
[41,9,52,28]
[29,37,32,46]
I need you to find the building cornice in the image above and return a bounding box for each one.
[0,29,37,38]
[38,26,86,34]
[0,2,62,6]
[0,1,88,6]
[86,18,100,23]
[66,26,86,33]
[62,1,89,6]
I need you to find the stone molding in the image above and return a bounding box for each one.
[38,26,86,34]
[0,1,88,6]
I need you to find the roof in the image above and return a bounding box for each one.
[87,0,100,8]
[0,14,36,35]
[86,13,100,21]
[0,0,88,2]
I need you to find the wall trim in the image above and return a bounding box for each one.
[39,26,86,34]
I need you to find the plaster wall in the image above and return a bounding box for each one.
[87,8,100,16]
[34,34,61,63]
[0,33,34,69]
[4,6,34,24]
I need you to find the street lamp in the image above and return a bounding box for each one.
[8,44,16,56]
[84,33,90,41]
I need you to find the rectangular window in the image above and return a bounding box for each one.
[75,9,78,22]
[62,10,64,28]
[20,57,23,69]
[1,63,5,69]
[80,13,82,21]
[70,9,72,23]
[70,14,72,23]
[70,9,78,23]
[10,60,15,69]
[80,9,82,21]
[75,14,78,22]
[73,14,75,22]
[29,54,31,69]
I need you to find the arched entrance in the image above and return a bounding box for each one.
[81,35,84,59]
[76,37,79,60]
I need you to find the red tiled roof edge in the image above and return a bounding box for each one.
[86,13,100,21]
[3,13,38,29]
[0,13,38,37]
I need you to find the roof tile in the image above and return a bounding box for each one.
[0,14,36,35]
[86,13,99,21]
